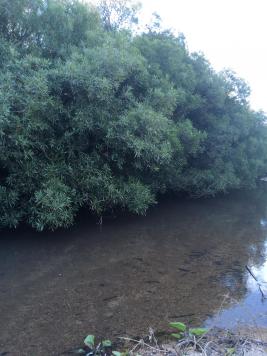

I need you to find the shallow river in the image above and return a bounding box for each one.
[1,188,267,355]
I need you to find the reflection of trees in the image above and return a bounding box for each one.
[2,187,267,354]
[87,187,267,336]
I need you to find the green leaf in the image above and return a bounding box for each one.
[112,352,122,356]
[226,348,235,356]
[102,340,112,347]
[75,349,86,355]
[171,333,183,339]
[189,328,208,336]
[169,322,186,332]
[84,335,95,348]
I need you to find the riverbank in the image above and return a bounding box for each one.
[70,326,267,356]
[115,327,267,356]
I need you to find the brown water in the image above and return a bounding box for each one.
[1,188,267,355]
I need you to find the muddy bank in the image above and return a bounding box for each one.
[115,327,267,356]
[61,326,267,356]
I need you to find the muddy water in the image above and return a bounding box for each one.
[1,189,267,355]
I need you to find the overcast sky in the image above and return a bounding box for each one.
[138,0,267,112]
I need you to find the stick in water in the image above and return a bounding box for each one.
[246,265,266,300]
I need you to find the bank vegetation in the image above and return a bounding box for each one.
[1,0,267,230]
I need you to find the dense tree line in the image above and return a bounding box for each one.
[0,0,266,230]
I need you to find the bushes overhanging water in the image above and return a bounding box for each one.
[0,0,267,230]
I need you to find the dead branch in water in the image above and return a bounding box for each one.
[246,265,267,300]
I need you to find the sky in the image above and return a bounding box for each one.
[138,0,267,112]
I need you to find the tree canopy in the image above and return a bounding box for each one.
[0,0,267,230]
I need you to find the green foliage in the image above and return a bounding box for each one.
[189,328,208,336]
[84,335,95,348]
[102,340,112,348]
[169,321,208,340]
[226,348,235,356]
[169,322,186,332]
[0,0,267,230]
[97,0,141,31]
[80,335,120,356]
[29,179,77,231]
[0,186,22,228]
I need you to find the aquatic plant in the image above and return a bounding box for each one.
[75,334,122,356]
[169,321,208,340]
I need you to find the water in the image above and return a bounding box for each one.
[1,188,267,355]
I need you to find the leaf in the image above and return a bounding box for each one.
[84,335,95,348]
[189,328,208,336]
[226,348,235,356]
[112,352,122,356]
[102,340,112,347]
[171,333,183,339]
[169,322,186,332]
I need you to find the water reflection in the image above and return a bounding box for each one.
[1,188,267,354]
[248,242,267,293]
[206,202,267,329]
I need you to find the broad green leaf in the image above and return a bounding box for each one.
[171,333,183,339]
[189,328,208,336]
[102,340,112,347]
[84,335,95,348]
[169,322,186,332]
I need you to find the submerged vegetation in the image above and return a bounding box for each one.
[0,0,267,230]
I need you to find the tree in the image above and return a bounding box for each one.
[97,0,141,31]
[0,0,266,230]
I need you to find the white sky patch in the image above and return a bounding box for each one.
[139,0,267,112]
[88,0,267,112]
